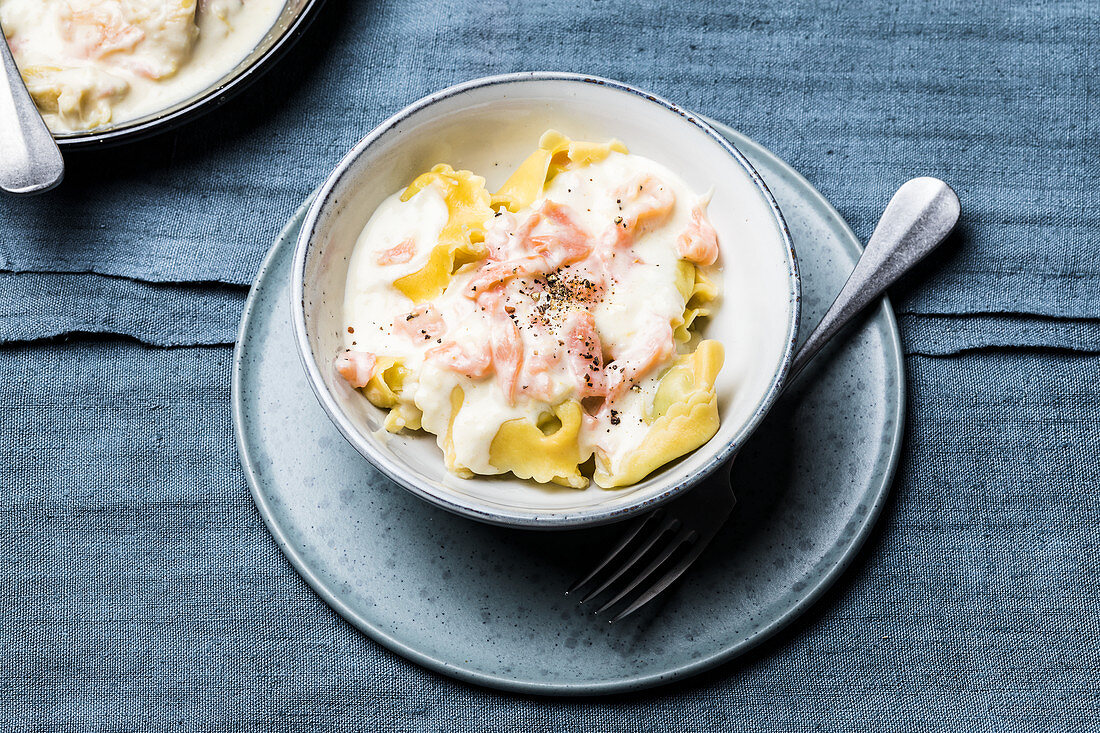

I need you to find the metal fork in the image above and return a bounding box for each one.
[567,468,737,621]
[567,177,961,622]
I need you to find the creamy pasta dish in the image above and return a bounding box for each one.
[337,131,724,489]
[0,0,282,132]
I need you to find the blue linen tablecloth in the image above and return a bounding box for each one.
[2,0,1098,729]
[4,344,1098,729]
[1,0,1097,319]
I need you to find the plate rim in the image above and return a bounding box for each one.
[232,121,906,696]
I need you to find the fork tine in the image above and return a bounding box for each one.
[566,509,665,595]
[594,527,696,615]
[608,532,715,623]
[578,515,681,603]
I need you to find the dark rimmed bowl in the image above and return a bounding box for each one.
[53,0,324,149]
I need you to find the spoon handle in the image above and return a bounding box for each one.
[786,177,961,381]
[0,32,64,195]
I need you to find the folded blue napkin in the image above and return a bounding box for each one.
[900,314,1100,356]
[0,272,245,346]
[7,268,1100,359]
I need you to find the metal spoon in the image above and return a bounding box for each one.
[0,31,64,195]
[570,176,961,621]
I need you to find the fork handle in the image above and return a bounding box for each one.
[786,177,960,382]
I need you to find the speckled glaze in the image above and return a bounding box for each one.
[232,122,905,695]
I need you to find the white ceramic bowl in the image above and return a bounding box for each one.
[292,72,799,528]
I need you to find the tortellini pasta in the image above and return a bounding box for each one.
[392,165,493,302]
[489,400,589,489]
[594,340,724,487]
[491,130,628,212]
[338,131,726,489]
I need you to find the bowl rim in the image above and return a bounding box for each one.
[51,0,325,149]
[290,71,801,529]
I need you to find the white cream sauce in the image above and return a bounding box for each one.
[0,0,282,132]
[342,151,715,484]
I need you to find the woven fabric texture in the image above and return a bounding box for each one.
[0,272,246,347]
[2,0,1097,728]
[899,314,1100,356]
[0,0,1096,319]
[2,341,1097,731]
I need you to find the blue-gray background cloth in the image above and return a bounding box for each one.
[2,0,1099,729]
[0,0,1097,320]
[4,343,1098,730]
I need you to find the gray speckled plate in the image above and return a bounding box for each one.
[232,122,905,696]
